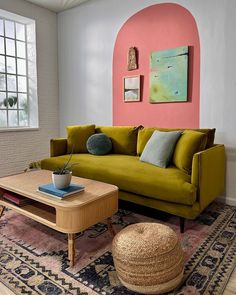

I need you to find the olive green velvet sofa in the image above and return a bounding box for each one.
[40,125,225,232]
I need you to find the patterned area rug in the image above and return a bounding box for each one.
[0,202,235,295]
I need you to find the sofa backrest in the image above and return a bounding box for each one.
[95,126,139,155]
[137,127,216,155]
[65,125,215,162]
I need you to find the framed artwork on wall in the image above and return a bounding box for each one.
[127,47,138,70]
[149,46,189,103]
[124,75,140,102]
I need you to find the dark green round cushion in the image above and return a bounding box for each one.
[86,133,112,155]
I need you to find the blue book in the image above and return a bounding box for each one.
[38,183,84,199]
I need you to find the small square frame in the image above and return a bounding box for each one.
[123,75,141,102]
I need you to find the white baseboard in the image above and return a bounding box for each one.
[217,196,236,206]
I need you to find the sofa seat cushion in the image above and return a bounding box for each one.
[41,154,196,206]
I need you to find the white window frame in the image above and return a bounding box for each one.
[0,9,38,131]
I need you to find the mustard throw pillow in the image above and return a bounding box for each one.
[67,125,95,153]
[173,130,207,173]
[95,126,139,155]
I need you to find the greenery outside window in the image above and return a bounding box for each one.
[0,10,38,130]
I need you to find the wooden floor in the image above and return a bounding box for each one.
[0,267,235,294]
[225,267,236,294]
[0,283,15,295]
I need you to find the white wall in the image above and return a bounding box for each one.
[58,0,236,205]
[0,0,59,176]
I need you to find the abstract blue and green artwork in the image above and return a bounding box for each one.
[149,46,188,103]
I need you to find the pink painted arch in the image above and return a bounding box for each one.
[113,3,200,128]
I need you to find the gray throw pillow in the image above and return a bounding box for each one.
[86,133,112,155]
[140,130,182,168]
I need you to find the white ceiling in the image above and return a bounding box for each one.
[24,0,90,13]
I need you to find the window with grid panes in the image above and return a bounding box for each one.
[0,18,30,128]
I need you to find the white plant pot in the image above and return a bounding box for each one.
[52,171,72,189]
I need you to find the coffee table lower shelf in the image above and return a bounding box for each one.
[0,199,56,228]
[0,193,117,267]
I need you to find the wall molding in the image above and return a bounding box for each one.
[217,196,236,207]
[226,147,236,162]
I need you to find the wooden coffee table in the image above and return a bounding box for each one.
[0,170,118,266]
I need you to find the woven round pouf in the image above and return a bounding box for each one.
[112,223,184,294]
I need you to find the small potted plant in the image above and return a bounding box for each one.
[52,151,78,189]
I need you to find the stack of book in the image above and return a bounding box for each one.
[38,183,85,199]
[3,191,32,207]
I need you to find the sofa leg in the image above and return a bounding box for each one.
[180,217,185,233]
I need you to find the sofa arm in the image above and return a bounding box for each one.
[191,144,225,211]
[50,138,67,157]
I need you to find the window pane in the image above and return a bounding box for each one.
[0,55,5,72]
[18,76,27,92]
[5,21,15,38]
[0,37,4,54]
[8,110,18,127]
[7,75,16,91]
[0,16,36,129]
[7,57,16,74]
[16,41,25,58]
[0,74,6,90]
[16,23,25,41]
[7,93,17,109]
[19,110,28,126]
[17,58,26,75]
[18,93,27,108]
[0,110,7,127]
[6,39,15,56]
[0,20,4,36]
[0,92,6,108]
